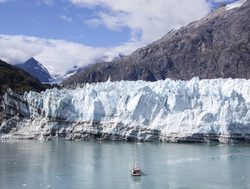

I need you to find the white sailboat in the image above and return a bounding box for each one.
[131,142,141,176]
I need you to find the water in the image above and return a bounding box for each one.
[0,141,250,189]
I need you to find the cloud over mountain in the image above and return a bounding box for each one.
[70,0,211,44]
[0,34,141,74]
[0,35,103,74]
[0,0,233,74]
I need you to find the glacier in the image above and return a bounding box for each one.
[1,78,250,143]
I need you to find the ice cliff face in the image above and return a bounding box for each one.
[1,78,250,143]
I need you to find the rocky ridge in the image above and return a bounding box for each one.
[16,57,53,83]
[0,59,48,95]
[62,0,250,86]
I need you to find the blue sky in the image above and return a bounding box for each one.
[0,0,240,74]
[0,0,130,47]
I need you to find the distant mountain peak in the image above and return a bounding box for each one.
[24,57,42,67]
[27,57,36,61]
[65,65,79,75]
[0,59,46,94]
[49,65,85,84]
[16,58,52,83]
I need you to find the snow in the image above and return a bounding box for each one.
[226,0,247,10]
[38,62,50,75]
[14,77,250,138]
[49,65,79,84]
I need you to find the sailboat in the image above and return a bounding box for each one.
[131,142,141,176]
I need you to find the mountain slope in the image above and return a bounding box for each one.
[62,0,250,86]
[0,59,48,95]
[50,65,86,84]
[16,57,52,83]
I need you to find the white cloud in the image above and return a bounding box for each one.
[43,0,53,6]
[0,34,141,75]
[0,1,217,75]
[60,15,72,23]
[83,18,102,28]
[70,0,211,44]
[0,35,103,74]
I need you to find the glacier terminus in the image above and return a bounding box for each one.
[1,78,250,143]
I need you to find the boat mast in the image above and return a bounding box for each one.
[134,142,138,168]
[131,131,141,176]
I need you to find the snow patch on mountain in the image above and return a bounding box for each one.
[226,0,247,10]
[49,65,81,84]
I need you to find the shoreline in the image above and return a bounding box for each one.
[1,132,250,144]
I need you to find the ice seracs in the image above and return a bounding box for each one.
[1,78,250,143]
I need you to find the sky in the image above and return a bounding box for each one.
[0,0,238,74]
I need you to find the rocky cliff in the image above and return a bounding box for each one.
[0,59,48,95]
[62,0,250,86]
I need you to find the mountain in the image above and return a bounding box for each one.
[65,65,79,76]
[0,59,48,95]
[62,0,250,86]
[1,78,250,143]
[50,65,85,84]
[16,57,52,83]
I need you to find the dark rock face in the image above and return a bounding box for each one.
[0,59,47,95]
[63,1,250,86]
[0,59,48,127]
[16,57,52,83]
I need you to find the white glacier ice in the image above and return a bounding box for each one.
[1,78,250,143]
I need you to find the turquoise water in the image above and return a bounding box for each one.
[0,141,250,189]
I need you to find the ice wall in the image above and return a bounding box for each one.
[1,78,250,142]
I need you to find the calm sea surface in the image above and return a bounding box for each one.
[0,141,249,189]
